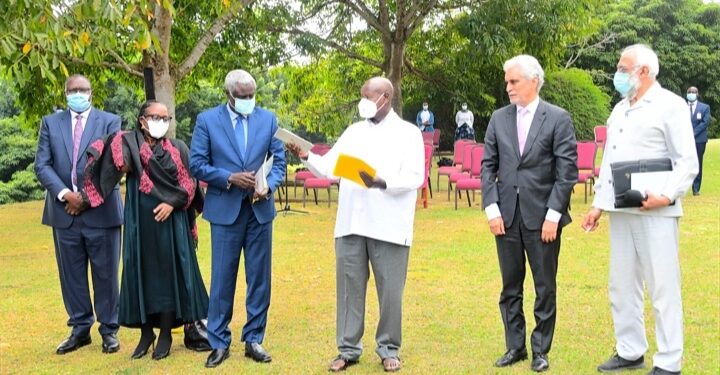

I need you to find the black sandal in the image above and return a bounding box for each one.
[329,355,359,372]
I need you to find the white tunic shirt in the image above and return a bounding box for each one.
[304,110,425,246]
[592,82,698,217]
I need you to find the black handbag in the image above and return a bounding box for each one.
[610,158,673,208]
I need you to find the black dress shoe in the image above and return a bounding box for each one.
[531,353,549,372]
[56,334,92,355]
[245,342,272,363]
[494,348,528,367]
[101,333,120,354]
[597,353,644,372]
[647,367,680,375]
[206,348,230,368]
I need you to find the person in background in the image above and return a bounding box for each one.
[34,74,123,356]
[583,44,697,375]
[454,102,475,141]
[416,101,435,132]
[287,77,424,373]
[686,86,711,196]
[79,100,208,361]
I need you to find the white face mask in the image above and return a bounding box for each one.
[423,105,428,110]
[358,96,385,119]
[146,119,169,139]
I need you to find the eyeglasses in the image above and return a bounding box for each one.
[66,88,91,95]
[143,114,173,122]
[616,65,640,74]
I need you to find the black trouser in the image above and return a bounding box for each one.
[495,200,561,355]
[693,142,706,193]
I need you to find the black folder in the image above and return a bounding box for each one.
[610,158,673,208]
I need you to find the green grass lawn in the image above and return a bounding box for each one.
[0,141,718,374]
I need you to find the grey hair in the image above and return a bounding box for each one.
[224,69,256,92]
[65,74,91,91]
[621,44,659,79]
[503,55,545,92]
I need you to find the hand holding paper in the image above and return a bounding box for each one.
[274,128,313,153]
[333,154,377,188]
[253,154,274,203]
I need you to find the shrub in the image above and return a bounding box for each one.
[0,164,44,204]
[542,68,611,141]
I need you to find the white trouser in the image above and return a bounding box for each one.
[608,212,683,372]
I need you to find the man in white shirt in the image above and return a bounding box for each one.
[288,77,424,373]
[583,44,697,375]
[481,55,577,372]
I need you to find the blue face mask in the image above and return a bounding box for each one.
[613,71,637,97]
[234,97,255,115]
[686,93,697,102]
[67,93,91,112]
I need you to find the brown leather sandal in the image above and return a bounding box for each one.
[329,355,359,372]
[382,357,402,372]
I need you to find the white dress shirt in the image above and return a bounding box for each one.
[592,82,698,217]
[303,110,425,246]
[58,108,91,201]
[484,97,562,223]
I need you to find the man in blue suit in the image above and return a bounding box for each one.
[34,74,123,355]
[190,69,286,368]
[686,86,711,196]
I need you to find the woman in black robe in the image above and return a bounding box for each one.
[81,101,208,360]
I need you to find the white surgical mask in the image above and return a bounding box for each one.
[423,105,428,110]
[146,119,169,139]
[358,96,385,119]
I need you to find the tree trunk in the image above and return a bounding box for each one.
[154,71,177,138]
[386,41,405,116]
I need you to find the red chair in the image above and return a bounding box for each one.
[422,132,434,145]
[432,129,441,157]
[437,139,473,192]
[448,143,481,200]
[419,144,434,208]
[293,170,315,197]
[594,126,607,149]
[576,141,597,203]
[303,177,333,207]
[455,146,484,209]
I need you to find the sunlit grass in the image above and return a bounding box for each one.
[0,141,718,374]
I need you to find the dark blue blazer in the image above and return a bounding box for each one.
[690,101,711,143]
[190,104,286,225]
[34,108,123,229]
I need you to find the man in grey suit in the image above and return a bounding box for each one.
[481,55,577,372]
[34,74,123,355]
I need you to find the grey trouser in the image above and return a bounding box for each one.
[335,235,410,361]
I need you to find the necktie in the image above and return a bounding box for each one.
[71,114,83,187]
[517,108,529,155]
[235,116,246,158]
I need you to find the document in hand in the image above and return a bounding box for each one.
[273,128,313,152]
[630,171,671,196]
[254,154,274,201]
[333,154,376,188]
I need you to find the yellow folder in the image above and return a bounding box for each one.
[333,154,376,187]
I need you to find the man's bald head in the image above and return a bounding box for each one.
[360,77,393,122]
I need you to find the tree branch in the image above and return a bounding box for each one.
[66,56,143,78]
[176,0,256,79]
[340,0,392,40]
[279,26,384,69]
[565,32,616,69]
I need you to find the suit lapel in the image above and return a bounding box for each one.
[77,109,99,161]
[219,106,244,163]
[521,101,547,160]
[60,110,74,162]
[506,105,521,160]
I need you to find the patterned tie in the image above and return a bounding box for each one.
[71,114,83,187]
[235,116,246,158]
[517,108,529,155]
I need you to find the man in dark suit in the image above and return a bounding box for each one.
[190,69,286,368]
[34,74,123,355]
[686,86,711,196]
[481,55,577,372]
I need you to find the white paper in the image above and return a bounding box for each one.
[697,113,702,120]
[255,154,274,195]
[631,171,671,196]
[273,128,313,152]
